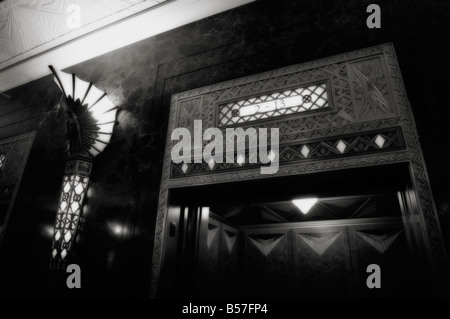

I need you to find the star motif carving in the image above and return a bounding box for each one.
[352,63,391,117]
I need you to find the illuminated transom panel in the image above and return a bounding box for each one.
[51,174,89,267]
[219,82,329,126]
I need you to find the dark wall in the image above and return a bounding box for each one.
[0,0,449,298]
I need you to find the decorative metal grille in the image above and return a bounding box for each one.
[51,173,89,269]
[218,82,329,126]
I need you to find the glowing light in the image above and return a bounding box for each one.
[292,197,318,214]
[220,83,329,126]
[301,145,310,158]
[51,171,89,268]
[336,140,347,153]
[108,222,127,237]
[374,134,386,148]
[41,225,55,238]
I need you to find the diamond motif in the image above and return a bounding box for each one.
[60,201,67,212]
[336,140,347,153]
[74,182,84,195]
[374,134,386,148]
[54,230,61,241]
[181,163,188,173]
[268,150,276,162]
[208,158,215,170]
[63,180,71,193]
[61,249,67,260]
[52,249,57,259]
[64,231,72,243]
[301,145,310,158]
[236,154,245,165]
[71,201,80,213]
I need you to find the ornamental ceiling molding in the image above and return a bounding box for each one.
[0,0,168,68]
[0,0,255,92]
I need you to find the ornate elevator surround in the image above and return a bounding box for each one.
[151,43,449,297]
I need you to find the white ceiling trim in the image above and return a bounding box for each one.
[0,0,254,93]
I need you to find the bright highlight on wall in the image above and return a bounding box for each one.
[292,197,318,214]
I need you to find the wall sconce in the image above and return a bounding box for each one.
[49,66,118,269]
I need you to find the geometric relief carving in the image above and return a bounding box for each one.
[224,230,237,253]
[356,230,402,254]
[177,97,203,131]
[152,43,450,297]
[349,59,393,118]
[0,132,35,232]
[297,232,342,256]
[170,127,404,177]
[248,234,286,256]
[207,226,218,249]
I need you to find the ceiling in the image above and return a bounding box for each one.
[0,0,254,93]
[211,193,401,226]
[0,0,167,68]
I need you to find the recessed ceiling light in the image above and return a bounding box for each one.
[292,197,318,214]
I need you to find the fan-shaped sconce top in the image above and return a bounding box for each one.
[49,66,117,158]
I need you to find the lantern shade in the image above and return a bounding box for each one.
[49,65,117,158]
[50,157,92,269]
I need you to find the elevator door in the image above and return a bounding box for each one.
[195,196,420,299]
[237,219,415,299]
[164,164,425,299]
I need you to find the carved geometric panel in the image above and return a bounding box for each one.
[177,96,204,131]
[348,222,419,298]
[355,230,402,254]
[170,52,403,178]
[224,230,237,253]
[248,234,286,257]
[197,218,239,299]
[197,221,220,298]
[207,224,219,249]
[297,231,342,256]
[349,58,395,119]
[0,132,36,240]
[218,226,239,298]
[294,227,352,298]
[243,232,291,298]
[152,43,449,298]
[171,127,404,177]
